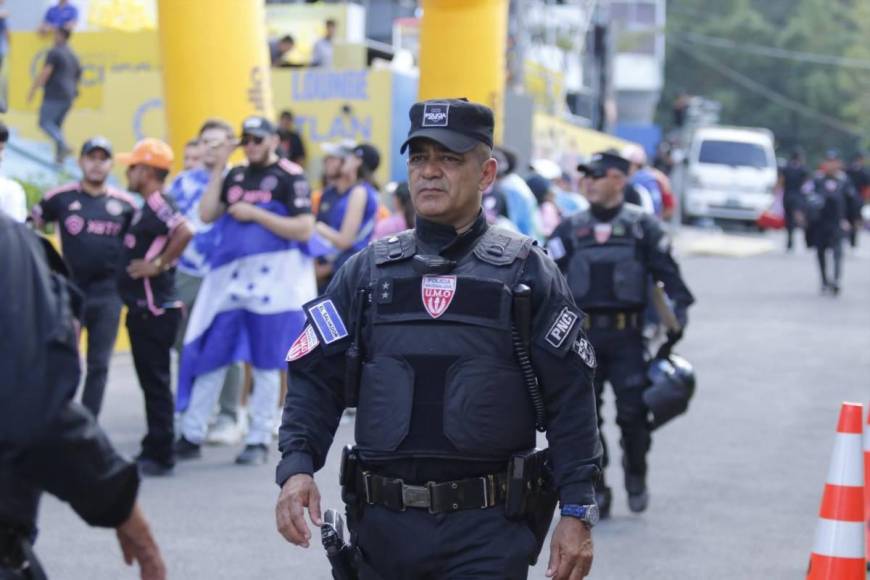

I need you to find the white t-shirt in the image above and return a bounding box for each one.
[0,176,27,222]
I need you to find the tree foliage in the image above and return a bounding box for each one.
[658,0,868,161]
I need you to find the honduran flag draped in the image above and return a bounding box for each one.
[176,211,317,412]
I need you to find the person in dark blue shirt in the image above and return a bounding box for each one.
[313,143,380,291]
[39,0,78,33]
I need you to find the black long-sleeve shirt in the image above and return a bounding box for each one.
[277,212,602,505]
[0,212,139,530]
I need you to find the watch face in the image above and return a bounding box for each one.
[585,504,600,526]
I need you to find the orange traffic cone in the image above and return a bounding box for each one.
[807,402,866,580]
[864,405,870,571]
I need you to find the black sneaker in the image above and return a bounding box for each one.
[830,282,840,296]
[174,436,202,460]
[235,444,268,465]
[136,457,175,477]
[625,474,649,513]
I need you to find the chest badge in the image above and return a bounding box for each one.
[68,200,82,212]
[593,223,612,244]
[421,275,456,319]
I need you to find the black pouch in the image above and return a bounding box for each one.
[504,449,558,565]
[339,445,360,506]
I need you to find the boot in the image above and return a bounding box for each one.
[625,474,649,513]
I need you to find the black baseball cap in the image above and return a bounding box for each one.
[353,143,380,172]
[81,136,113,157]
[241,116,277,138]
[400,98,494,154]
[577,151,631,176]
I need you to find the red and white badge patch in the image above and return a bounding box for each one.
[421,275,456,319]
[286,325,320,362]
[593,223,612,244]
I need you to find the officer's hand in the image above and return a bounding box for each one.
[227,201,260,223]
[276,474,323,548]
[546,517,593,580]
[115,503,167,580]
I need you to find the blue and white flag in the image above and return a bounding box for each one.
[177,214,317,411]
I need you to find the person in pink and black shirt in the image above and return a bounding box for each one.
[117,138,193,477]
[31,136,135,417]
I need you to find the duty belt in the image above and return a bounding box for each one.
[358,471,508,514]
[582,311,641,331]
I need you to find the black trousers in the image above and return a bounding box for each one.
[80,292,122,417]
[350,505,537,580]
[783,195,801,249]
[816,237,843,287]
[586,327,651,486]
[126,308,180,466]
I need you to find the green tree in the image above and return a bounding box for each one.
[658,0,867,162]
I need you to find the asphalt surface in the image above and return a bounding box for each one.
[33,229,870,579]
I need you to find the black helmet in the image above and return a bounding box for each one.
[644,353,696,429]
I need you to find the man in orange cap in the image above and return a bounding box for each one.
[117,138,193,476]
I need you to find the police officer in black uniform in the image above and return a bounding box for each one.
[547,151,694,518]
[275,99,602,580]
[0,211,166,579]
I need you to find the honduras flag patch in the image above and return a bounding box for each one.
[306,298,349,345]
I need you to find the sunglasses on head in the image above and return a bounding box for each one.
[240,134,265,146]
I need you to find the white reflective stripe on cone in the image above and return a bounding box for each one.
[812,519,866,558]
[826,434,863,486]
[864,427,870,452]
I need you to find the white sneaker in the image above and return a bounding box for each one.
[206,415,242,446]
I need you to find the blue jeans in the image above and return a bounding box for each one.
[38,98,72,155]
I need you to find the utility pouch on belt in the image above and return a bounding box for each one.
[339,445,360,506]
[505,448,558,565]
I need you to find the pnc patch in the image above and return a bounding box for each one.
[546,307,578,348]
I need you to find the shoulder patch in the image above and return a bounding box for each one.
[286,325,320,361]
[571,337,597,368]
[306,298,349,345]
[546,307,578,348]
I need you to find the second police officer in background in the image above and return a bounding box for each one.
[275,99,602,580]
[547,152,694,518]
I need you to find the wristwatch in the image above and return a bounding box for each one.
[152,256,169,272]
[560,504,599,527]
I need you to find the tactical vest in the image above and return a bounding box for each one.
[565,205,648,311]
[355,227,537,463]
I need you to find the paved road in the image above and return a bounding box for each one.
[33,230,870,579]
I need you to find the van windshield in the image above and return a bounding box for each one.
[698,140,770,168]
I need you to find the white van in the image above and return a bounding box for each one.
[681,126,777,225]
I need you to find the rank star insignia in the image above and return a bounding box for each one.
[376,278,393,304]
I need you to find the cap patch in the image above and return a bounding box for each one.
[422,103,449,127]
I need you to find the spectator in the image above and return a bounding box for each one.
[492,146,538,236]
[374,181,414,239]
[311,19,336,67]
[176,116,316,466]
[116,138,193,476]
[623,144,663,217]
[525,172,561,238]
[277,110,306,166]
[312,139,353,213]
[0,122,26,222]
[182,138,203,171]
[27,27,81,164]
[167,119,245,446]
[38,0,78,34]
[269,34,295,67]
[31,136,136,417]
[313,142,380,290]
[0,1,10,74]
